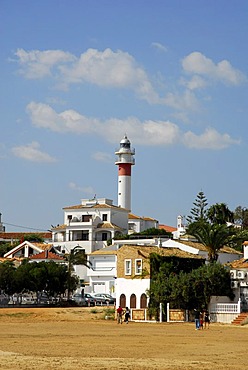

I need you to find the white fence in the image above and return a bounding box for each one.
[210,298,241,314]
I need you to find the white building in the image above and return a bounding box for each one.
[87,245,117,295]
[52,197,128,254]
[51,197,129,284]
[128,213,158,234]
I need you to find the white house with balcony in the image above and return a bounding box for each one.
[51,197,129,285]
[52,197,128,253]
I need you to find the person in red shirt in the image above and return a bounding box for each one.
[116,306,123,324]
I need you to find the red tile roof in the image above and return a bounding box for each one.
[128,213,157,221]
[159,224,177,233]
[0,232,52,239]
[229,258,248,268]
[29,251,64,260]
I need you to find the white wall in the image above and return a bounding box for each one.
[116,278,150,308]
[244,245,248,259]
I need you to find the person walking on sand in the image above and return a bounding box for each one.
[200,312,204,330]
[204,310,210,329]
[117,306,123,324]
[124,307,130,324]
[194,309,200,330]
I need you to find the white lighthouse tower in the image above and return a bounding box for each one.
[115,135,135,211]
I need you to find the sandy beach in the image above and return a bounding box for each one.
[0,307,247,370]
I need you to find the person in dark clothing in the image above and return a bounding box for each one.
[204,310,210,329]
[124,307,130,324]
[194,309,200,330]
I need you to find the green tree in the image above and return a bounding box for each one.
[65,247,92,299]
[41,261,68,300]
[187,191,208,224]
[187,221,236,262]
[23,234,44,243]
[0,242,14,257]
[16,261,48,300]
[187,263,234,309]
[148,254,205,318]
[207,203,234,225]
[0,261,17,296]
[234,206,248,229]
[148,260,233,314]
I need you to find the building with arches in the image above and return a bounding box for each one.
[115,244,204,313]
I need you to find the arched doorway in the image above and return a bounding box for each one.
[130,293,136,308]
[140,293,147,308]
[119,294,126,308]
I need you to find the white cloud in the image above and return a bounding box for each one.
[69,182,95,195]
[182,127,241,150]
[12,141,57,162]
[26,102,239,150]
[15,49,75,79]
[60,48,160,103]
[15,48,159,104]
[180,75,208,90]
[26,101,180,146]
[151,42,167,52]
[92,152,112,163]
[182,52,246,85]
[163,90,200,111]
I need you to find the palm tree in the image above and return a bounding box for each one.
[65,246,92,300]
[187,221,236,262]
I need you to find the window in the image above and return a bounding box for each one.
[140,293,147,308]
[135,259,142,275]
[82,231,89,240]
[125,259,132,275]
[130,293,137,308]
[102,214,107,221]
[102,232,108,241]
[82,215,91,222]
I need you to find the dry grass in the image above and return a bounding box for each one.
[0,307,247,369]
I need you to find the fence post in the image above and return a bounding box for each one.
[159,303,163,322]
[238,298,241,313]
[167,302,170,322]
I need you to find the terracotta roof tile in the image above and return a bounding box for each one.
[29,251,64,260]
[90,249,117,255]
[128,213,157,221]
[229,258,248,268]
[178,240,242,254]
[0,232,52,239]
[63,203,127,210]
[96,222,123,230]
[118,245,205,259]
[159,224,177,232]
[32,243,54,250]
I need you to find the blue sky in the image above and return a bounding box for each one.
[1,0,248,232]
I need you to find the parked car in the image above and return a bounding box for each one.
[93,293,116,305]
[71,293,87,307]
[83,293,96,306]
[94,295,108,306]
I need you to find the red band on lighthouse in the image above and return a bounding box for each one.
[118,163,131,176]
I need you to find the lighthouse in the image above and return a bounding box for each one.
[115,135,135,211]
